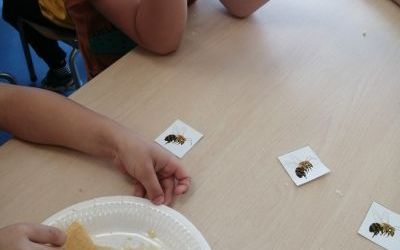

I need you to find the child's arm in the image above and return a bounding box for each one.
[219,0,270,18]
[89,0,187,55]
[0,84,190,205]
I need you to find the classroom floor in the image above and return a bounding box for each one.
[0,1,86,145]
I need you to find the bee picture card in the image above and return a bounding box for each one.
[155,119,203,158]
[278,146,330,186]
[358,202,400,250]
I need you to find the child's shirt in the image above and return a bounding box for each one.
[65,0,137,79]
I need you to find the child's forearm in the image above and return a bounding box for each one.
[90,0,187,55]
[0,85,191,207]
[0,85,123,160]
[219,0,269,18]
[136,0,187,54]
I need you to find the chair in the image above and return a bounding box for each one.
[17,18,82,89]
[0,72,17,84]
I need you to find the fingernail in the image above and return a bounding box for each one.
[153,196,164,205]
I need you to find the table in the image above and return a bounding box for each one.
[1,0,400,249]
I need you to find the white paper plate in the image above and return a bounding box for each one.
[42,196,211,250]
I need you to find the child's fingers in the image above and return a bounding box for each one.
[157,157,191,195]
[161,177,175,205]
[132,179,146,197]
[136,162,165,205]
[24,224,65,246]
[174,177,191,195]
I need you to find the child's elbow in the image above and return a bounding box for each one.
[227,9,254,19]
[220,0,265,19]
[137,29,184,55]
[148,41,181,55]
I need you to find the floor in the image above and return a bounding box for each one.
[0,1,86,145]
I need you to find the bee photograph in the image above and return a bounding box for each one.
[155,119,203,158]
[278,146,330,186]
[295,159,314,179]
[358,202,400,250]
[164,132,192,146]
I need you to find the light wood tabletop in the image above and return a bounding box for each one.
[1,0,400,249]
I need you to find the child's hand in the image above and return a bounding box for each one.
[113,130,191,206]
[0,223,66,250]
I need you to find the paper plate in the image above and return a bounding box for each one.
[42,196,211,250]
